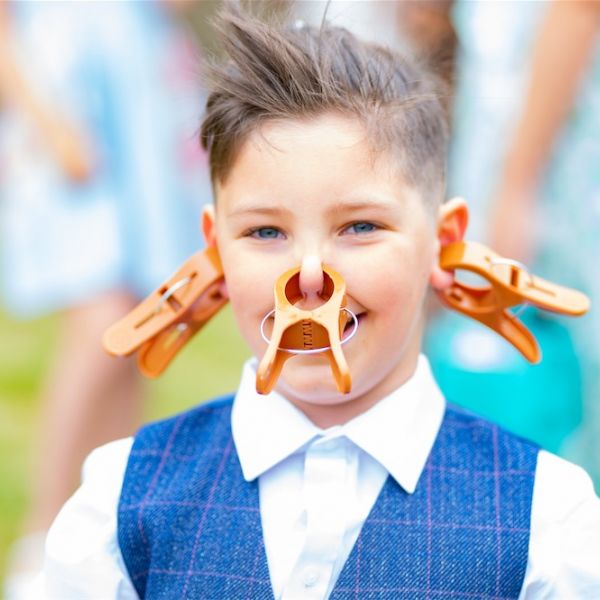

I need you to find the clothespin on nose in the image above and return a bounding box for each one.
[436,241,590,363]
[102,247,227,377]
[256,265,355,395]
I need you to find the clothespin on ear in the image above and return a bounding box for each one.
[102,247,227,377]
[256,265,356,395]
[436,241,590,363]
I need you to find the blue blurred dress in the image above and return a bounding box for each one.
[426,0,600,471]
[0,1,211,316]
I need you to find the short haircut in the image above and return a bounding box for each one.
[200,5,449,208]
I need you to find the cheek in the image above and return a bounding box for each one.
[223,275,267,354]
[218,249,282,355]
[342,242,434,318]
[224,263,271,316]
[217,236,274,311]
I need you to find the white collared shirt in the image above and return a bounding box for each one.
[41,356,600,599]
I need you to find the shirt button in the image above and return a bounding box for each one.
[303,568,320,588]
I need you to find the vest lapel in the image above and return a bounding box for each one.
[164,441,275,599]
[330,474,407,597]
[329,409,534,600]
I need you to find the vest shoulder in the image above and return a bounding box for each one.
[133,393,234,451]
[445,402,539,447]
[438,402,539,472]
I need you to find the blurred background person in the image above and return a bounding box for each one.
[295,0,404,51]
[290,0,600,472]
[296,1,599,480]
[414,0,600,488]
[0,1,211,596]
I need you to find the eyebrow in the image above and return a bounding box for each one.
[226,204,293,219]
[325,196,400,214]
[225,195,400,219]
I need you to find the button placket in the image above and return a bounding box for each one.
[302,568,320,588]
[280,435,352,600]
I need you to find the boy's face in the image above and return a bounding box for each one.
[206,113,465,425]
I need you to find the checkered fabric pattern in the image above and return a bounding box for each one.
[118,397,537,599]
[331,406,538,599]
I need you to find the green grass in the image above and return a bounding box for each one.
[0,305,249,585]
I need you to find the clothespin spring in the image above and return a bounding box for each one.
[489,256,534,319]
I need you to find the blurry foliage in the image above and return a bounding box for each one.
[0,312,57,582]
[0,305,249,582]
[0,0,266,581]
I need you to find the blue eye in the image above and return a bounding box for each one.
[248,227,284,240]
[345,222,378,234]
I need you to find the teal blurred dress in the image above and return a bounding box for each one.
[426,0,600,475]
[0,1,211,316]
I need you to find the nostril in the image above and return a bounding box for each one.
[285,271,335,307]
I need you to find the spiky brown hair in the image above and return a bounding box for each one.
[200,3,449,207]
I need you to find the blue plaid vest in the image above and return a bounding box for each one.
[118,395,538,599]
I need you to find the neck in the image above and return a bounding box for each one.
[284,347,421,429]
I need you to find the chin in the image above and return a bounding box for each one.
[277,360,350,405]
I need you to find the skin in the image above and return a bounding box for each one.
[488,0,600,263]
[204,113,467,428]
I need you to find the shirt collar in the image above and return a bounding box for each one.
[232,360,321,482]
[231,355,446,494]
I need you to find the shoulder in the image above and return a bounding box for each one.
[47,437,134,551]
[133,394,235,451]
[443,402,535,439]
[82,437,134,483]
[523,450,600,597]
[443,403,538,445]
[533,450,599,521]
[440,403,539,467]
[140,394,234,432]
[43,438,137,598]
[122,394,236,489]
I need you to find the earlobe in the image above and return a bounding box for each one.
[202,204,217,248]
[429,197,469,291]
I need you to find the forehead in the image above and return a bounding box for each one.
[250,114,369,157]
[215,113,415,211]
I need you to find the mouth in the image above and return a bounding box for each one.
[342,311,365,341]
[259,307,364,348]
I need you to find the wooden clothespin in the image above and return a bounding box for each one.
[102,247,227,377]
[256,265,356,395]
[436,241,590,363]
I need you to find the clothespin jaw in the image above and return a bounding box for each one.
[436,241,590,363]
[102,247,227,377]
[256,265,352,395]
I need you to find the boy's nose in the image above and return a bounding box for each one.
[299,255,325,308]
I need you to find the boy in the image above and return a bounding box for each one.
[40,7,600,599]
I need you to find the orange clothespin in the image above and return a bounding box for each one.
[436,241,590,363]
[102,247,227,377]
[256,265,357,395]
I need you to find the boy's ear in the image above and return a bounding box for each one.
[202,204,217,248]
[429,197,469,291]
